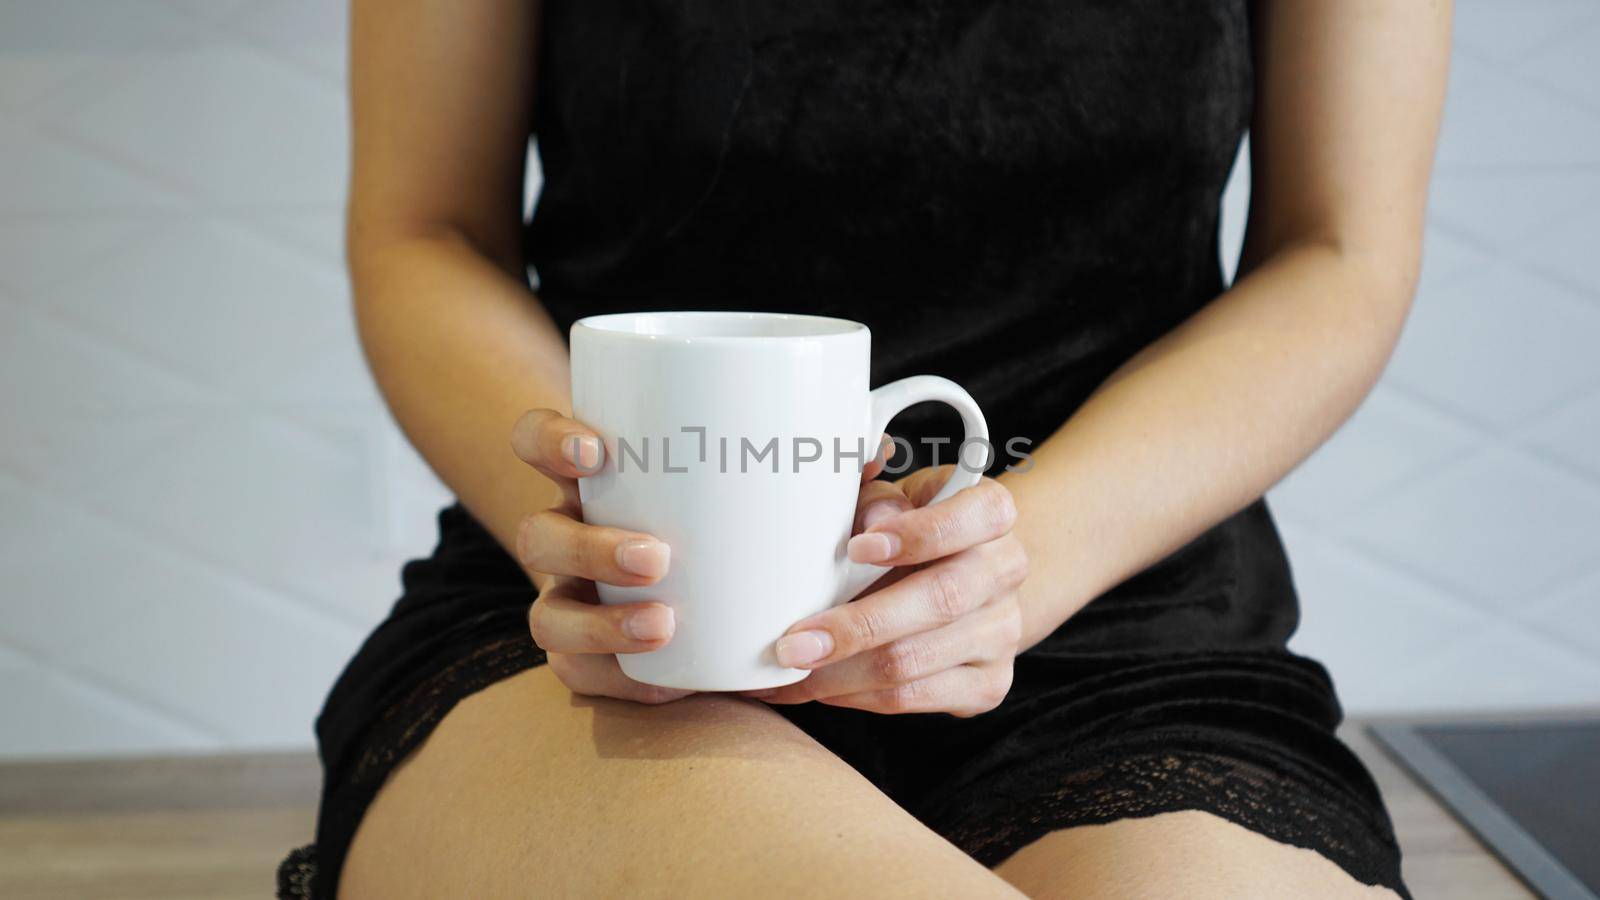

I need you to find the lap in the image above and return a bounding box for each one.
[340,666,1019,899]
[340,665,1402,899]
[997,811,1399,900]
[326,507,1403,895]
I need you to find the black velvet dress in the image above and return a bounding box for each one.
[279,2,1408,896]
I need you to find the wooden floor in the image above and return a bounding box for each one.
[0,726,1531,899]
[0,753,318,900]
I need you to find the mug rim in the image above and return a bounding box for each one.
[572,311,868,344]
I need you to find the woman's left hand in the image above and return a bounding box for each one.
[746,466,1028,717]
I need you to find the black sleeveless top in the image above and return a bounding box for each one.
[527,0,1296,653]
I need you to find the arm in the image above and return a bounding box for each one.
[1004,0,1452,646]
[349,0,689,703]
[348,0,560,547]
[755,0,1451,714]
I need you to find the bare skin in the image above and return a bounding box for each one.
[996,812,1394,900]
[343,0,1448,894]
[343,668,1024,899]
[344,667,1389,899]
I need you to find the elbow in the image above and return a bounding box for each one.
[1299,228,1423,332]
[1333,239,1420,386]
[343,211,413,299]
[344,211,525,296]
[1254,232,1422,384]
[1345,233,1421,334]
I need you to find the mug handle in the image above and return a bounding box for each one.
[838,375,990,601]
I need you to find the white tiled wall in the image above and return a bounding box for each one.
[1,1,1597,758]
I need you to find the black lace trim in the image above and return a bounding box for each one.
[936,748,1407,897]
[284,633,546,899]
[275,843,317,899]
[351,634,546,788]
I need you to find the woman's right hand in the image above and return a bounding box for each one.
[510,409,694,704]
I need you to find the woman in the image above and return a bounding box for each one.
[281,1,1449,896]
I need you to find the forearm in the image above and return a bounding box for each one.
[351,230,569,554]
[1004,241,1415,647]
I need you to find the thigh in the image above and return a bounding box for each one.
[994,811,1397,900]
[341,667,1021,899]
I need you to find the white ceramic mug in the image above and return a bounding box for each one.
[570,311,989,691]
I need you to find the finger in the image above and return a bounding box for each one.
[547,652,695,705]
[517,508,671,585]
[773,545,1006,669]
[896,464,959,507]
[847,477,1016,566]
[860,434,896,483]
[819,663,1013,717]
[854,478,913,534]
[755,599,1015,704]
[527,584,676,655]
[511,408,605,483]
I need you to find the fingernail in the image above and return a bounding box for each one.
[617,539,671,577]
[564,435,602,471]
[861,501,904,531]
[775,630,833,667]
[848,531,901,564]
[623,606,674,641]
